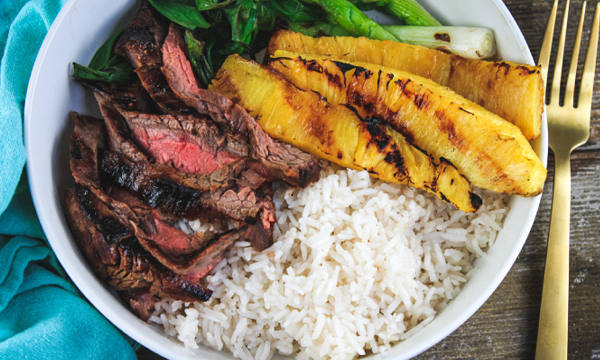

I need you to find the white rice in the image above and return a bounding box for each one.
[149,166,508,360]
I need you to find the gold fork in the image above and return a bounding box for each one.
[536,1,599,359]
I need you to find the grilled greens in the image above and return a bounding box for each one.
[73,0,497,85]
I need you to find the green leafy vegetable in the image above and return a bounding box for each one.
[148,0,211,30]
[87,31,122,70]
[256,2,279,31]
[185,30,215,86]
[288,21,353,37]
[298,0,397,41]
[255,0,327,32]
[72,61,134,84]
[222,0,259,54]
[72,31,135,84]
[267,0,326,23]
[195,0,235,11]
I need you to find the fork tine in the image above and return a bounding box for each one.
[564,1,586,108]
[550,0,571,106]
[578,2,600,114]
[539,0,559,84]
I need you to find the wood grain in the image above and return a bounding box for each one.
[137,0,600,358]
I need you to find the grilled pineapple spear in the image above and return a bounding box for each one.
[266,30,544,140]
[268,51,547,196]
[210,55,481,212]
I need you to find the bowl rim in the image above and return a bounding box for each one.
[24,0,548,359]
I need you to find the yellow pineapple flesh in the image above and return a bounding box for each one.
[210,55,481,212]
[269,51,546,197]
[267,30,544,140]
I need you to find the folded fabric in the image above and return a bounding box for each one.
[0,1,137,358]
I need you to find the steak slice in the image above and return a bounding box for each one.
[237,168,269,190]
[116,106,250,175]
[109,187,273,270]
[64,188,213,305]
[244,220,273,251]
[70,110,274,228]
[99,151,266,220]
[69,112,107,188]
[94,92,149,162]
[161,23,321,188]
[96,90,248,178]
[109,81,154,112]
[72,184,245,285]
[106,186,247,280]
[120,289,157,321]
[106,187,214,258]
[115,1,191,114]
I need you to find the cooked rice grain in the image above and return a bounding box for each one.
[150,167,508,360]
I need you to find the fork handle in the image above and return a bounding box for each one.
[535,150,571,360]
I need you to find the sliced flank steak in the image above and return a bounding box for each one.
[68,116,241,280]
[66,3,330,316]
[82,95,275,225]
[105,187,249,283]
[115,1,191,114]
[96,90,250,179]
[161,23,321,188]
[72,183,247,284]
[69,114,272,275]
[64,187,213,306]
[105,186,215,258]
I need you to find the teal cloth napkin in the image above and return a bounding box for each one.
[0,1,137,358]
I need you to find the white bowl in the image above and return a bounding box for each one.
[24,1,547,359]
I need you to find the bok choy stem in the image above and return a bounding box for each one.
[383,26,497,59]
[379,0,441,26]
[289,22,497,60]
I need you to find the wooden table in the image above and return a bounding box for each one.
[138,0,600,358]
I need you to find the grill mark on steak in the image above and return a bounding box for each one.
[109,81,154,113]
[161,23,321,188]
[99,151,271,221]
[64,188,213,306]
[100,151,202,218]
[115,2,191,114]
